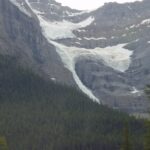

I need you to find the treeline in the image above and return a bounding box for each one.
[0,54,145,150]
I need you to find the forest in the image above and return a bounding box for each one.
[0,54,147,150]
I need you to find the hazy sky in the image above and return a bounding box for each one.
[55,0,143,10]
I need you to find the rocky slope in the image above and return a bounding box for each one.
[0,0,75,85]
[1,0,150,115]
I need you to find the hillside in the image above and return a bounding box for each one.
[0,54,145,150]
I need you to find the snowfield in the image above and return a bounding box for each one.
[38,16,94,40]
[83,37,107,40]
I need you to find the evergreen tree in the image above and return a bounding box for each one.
[144,86,150,150]
[0,54,144,150]
[144,121,150,150]
[121,122,131,150]
[0,137,8,150]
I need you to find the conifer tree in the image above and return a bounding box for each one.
[121,122,131,150]
[0,136,8,150]
[144,121,150,150]
[144,86,150,150]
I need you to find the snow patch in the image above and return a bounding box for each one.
[51,78,56,81]
[111,36,117,39]
[127,19,150,29]
[122,34,127,37]
[131,87,139,94]
[141,19,150,25]
[129,25,136,29]
[130,87,142,96]
[77,29,86,32]
[65,10,89,17]
[127,6,132,10]
[83,37,107,40]
[130,18,150,28]
[75,42,81,45]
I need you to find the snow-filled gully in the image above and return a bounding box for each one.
[15,0,133,103]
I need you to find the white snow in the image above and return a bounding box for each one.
[24,1,95,40]
[128,6,132,10]
[77,29,86,32]
[65,10,89,17]
[130,87,142,96]
[83,37,107,40]
[129,25,136,29]
[75,42,81,44]
[77,38,82,40]
[36,16,94,40]
[51,78,56,81]
[127,19,150,29]
[9,0,31,17]
[111,36,116,39]
[122,34,127,37]
[125,27,129,30]
[141,19,150,25]
[130,18,150,29]
[147,41,150,44]
[50,42,133,73]
[131,39,139,43]
[131,87,139,94]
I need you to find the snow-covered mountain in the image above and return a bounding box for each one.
[1,0,150,115]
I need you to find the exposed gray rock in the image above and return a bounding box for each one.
[0,0,75,86]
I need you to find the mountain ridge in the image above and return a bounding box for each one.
[1,0,150,115]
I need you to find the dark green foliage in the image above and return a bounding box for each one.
[120,122,131,150]
[144,121,150,150]
[0,136,8,150]
[0,55,145,150]
[144,86,150,150]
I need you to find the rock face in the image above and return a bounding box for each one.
[0,0,75,85]
[1,0,150,114]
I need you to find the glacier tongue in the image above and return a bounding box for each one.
[50,41,100,103]
[44,41,132,103]
[49,42,133,73]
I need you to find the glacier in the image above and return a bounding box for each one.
[37,15,95,40]
[22,0,133,103]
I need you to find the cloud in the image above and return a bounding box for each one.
[55,0,143,10]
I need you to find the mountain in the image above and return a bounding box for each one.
[1,0,150,115]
